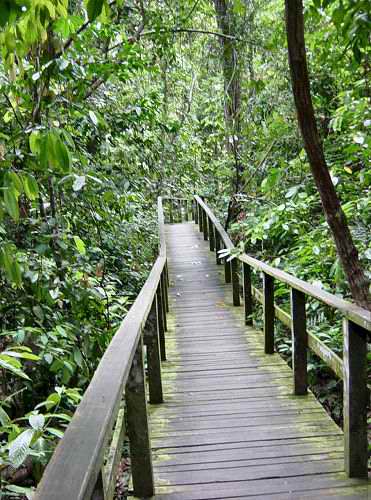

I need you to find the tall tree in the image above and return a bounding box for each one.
[284,0,370,309]
[212,0,243,227]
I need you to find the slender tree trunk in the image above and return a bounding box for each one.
[213,0,243,227]
[285,0,370,309]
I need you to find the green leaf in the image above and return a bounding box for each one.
[73,235,86,255]
[9,428,34,467]
[4,185,19,221]
[0,406,11,425]
[29,131,41,154]
[86,0,104,21]
[46,427,64,438]
[29,413,45,430]
[23,173,39,200]
[88,110,98,126]
[53,132,72,173]
[73,175,86,191]
[0,357,30,380]
[3,350,39,361]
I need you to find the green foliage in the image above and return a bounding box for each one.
[0,0,369,491]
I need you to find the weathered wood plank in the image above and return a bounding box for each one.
[141,221,368,499]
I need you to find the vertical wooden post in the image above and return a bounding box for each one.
[156,283,166,361]
[160,275,167,332]
[202,209,208,240]
[162,269,169,313]
[263,273,274,354]
[198,205,203,232]
[184,200,189,221]
[291,288,307,395]
[224,255,231,284]
[208,218,215,251]
[194,200,198,224]
[343,319,368,478]
[215,232,222,265]
[143,298,163,404]
[177,200,182,222]
[91,471,105,500]
[169,200,174,223]
[126,338,154,498]
[243,262,253,325]
[165,260,170,288]
[231,258,240,306]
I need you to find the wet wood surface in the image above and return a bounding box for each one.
[135,222,369,499]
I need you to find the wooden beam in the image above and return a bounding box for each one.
[156,282,166,361]
[263,273,274,354]
[144,298,163,404]
[291,288,307,395]
[343,319,368,478]
[208,217,215,251]
[243,263,253,325]
[232,258,240,306]
[126,338,154,498]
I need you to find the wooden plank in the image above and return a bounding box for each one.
[152,478,369,500]
[148,221,366,499]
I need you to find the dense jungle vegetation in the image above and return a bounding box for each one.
[0,0,370,496]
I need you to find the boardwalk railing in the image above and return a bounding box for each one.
[193,195,370,479]
[35,197,172,500]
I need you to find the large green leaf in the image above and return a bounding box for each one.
[22,173,39,200]
[3,186,19,221]
[86,0,104,21]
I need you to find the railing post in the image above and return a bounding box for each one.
[343,319,368,478]
[215,231,222,265]
[243,262,253,325]
[291,288,307,394]
[231,258,240,306]
[169,200,174,224]
[224,253,231,283]
[162,269,169,313]
[156,281,166,361]
[263,272,274,354]
[176,200,181,222]
[194,200,198,224]
[143,297,163,404]
[198,205,203,232]
[91,470,105,500]
[126,337,154,498]
[184,200,189,221]
[208,218,215,251]
[165,260,170,289]
[202,209,208,240]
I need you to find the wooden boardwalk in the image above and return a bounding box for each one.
[146,222,368,499]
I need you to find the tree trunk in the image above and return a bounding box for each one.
[285,0,370,309]
[213,0,243,216]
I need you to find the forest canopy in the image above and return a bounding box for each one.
[0,0,370,496]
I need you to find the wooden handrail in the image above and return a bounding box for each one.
[193,195,369,479]
[195,196,371,331]
[35,198,169,499]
